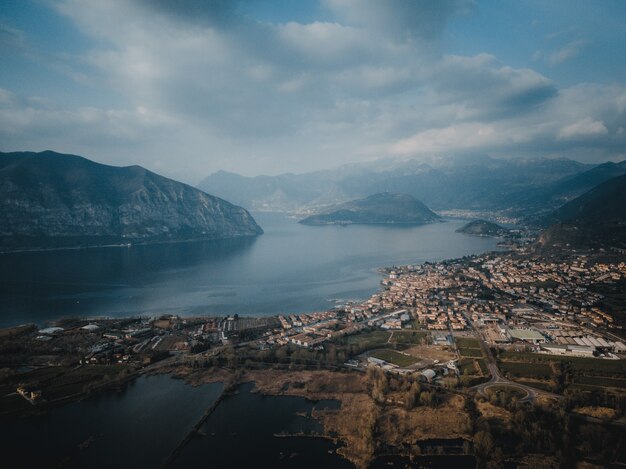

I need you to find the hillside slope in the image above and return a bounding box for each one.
[0,151,262,250]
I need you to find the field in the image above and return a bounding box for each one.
[341,331,391,349]
[496,350,626,395]
[458,357,489,386]
[515,379,553,392]
[388,330,428,347]
[458,348,483,358]
[498,351,626,377]
[455,337,481,349]
[498,361,553,380]
[456,337,484,360]
[369,349,419,367]
[573,375,626,389]
[403,344,456,362]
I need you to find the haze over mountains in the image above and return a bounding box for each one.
[0,151,262,251]
[2,150,625,252]
[198,156,626,218]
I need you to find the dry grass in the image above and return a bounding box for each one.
[244,369,368,399]
[403,345,456,361]
[517,455,559,468]
[576,462,608,469]
[170,367,472,469]
[167,366,234,386]
[377,394,471,445]
[316,393,378,469]
[573,406,618,420]
[476,399,512,428]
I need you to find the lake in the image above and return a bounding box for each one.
[0,214,499,327]
[1,376,475,468]
[0,374,224,468]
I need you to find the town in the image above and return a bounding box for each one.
[2,245,626,411]
[3,247,626,468]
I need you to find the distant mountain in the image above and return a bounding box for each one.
[546,160,626,204]
[0,151,262,251]
[522,160,626,223]
[456,220,509,237]
[299,193,441,225]
[537,174,626,250]
[198,156,592,215]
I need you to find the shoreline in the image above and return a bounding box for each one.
[0,232,261,255]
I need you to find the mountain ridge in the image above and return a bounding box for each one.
[0,151,263,251]
[538,173,626,250]
[197,156,594,215]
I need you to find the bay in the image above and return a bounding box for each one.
[0,214,499,327]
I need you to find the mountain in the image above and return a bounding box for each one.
[456,220,509,237]
[0,151,262,251]
[545,160,626,205]
[521,160,626,223]
[198,156,592,215]
[537,174,626,250]
[299,192,441,225]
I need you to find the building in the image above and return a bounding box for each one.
[508,328,546,344]
[542,344,595,357]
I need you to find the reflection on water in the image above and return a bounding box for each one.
[0,214,499,326]
[173,382,352,469]
[0,375,223,468]
[1,377,477,468]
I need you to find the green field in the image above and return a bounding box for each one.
[388,330,427,346]
[498,351,626,378]
[369,349,419,367]
[341,331,391,349]
[499,361,554,380]
[515,379,554,392]
[573,376,626,389]
[455,337,481,349]
[457,358,478,375]
[458,348,483,358]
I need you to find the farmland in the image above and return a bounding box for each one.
[369,349,419,367]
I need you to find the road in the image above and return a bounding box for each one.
[465,315,562,403]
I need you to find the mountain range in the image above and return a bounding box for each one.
[0,151,262,251]
[198,156,626,218]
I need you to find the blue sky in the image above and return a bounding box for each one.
[1,0,625,182]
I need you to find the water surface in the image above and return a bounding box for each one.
[0,214,499,326]
[172,382,352,468]
[0,375,223,468]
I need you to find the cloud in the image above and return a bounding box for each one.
[433,54,557,119]
[323,0,474,40]
[1,0,624,181]
[558,117,608,140]
[548,39,588,65]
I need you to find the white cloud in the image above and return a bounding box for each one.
[0,0,623,181]
[323,0,474,40]
[558,117,608,140]
[548,39,588,65]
